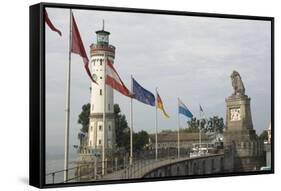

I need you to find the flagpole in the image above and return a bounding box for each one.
[102,54,107,175]
[199,105,201,155]
[64,8,72,182]
[155,88,158,161]
[177,98,180,159]
[130,75,133,166]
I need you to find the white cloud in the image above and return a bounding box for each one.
[45,8,271,151]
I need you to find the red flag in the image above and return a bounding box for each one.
[44,10,62,36]
[106,59,132,98]
[71,12,97,84]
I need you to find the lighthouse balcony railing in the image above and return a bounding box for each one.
[90,44,116,51]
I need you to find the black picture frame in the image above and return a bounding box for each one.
[30,2,274,189]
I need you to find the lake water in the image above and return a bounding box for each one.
[46,156,77,184]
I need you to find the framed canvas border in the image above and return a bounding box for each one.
[29,2,274,188]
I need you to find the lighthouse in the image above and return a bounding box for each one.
[88,23,116,158]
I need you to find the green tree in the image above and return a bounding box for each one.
[186,117,200,132]
[161,129,174,133]
[259,130,268,141]
[207,116,224,133]
[133,130,149,151]
[77,103,90,133]
[185,116,224,133]
[114,104,130,150]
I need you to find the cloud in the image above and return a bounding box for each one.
[45,8,271,152]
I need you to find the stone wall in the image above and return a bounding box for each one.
[143,154,224,178]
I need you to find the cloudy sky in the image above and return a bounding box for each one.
[45,8,271,158]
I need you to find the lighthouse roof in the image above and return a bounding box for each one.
[96,30,110,35]
[96,20,110,35]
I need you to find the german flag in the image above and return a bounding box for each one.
[156,90,170,118]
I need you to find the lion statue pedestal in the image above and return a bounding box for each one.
[223,71,265,172]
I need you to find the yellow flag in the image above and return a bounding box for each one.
[156,91,169,118]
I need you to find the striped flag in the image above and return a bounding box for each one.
[156,90,169,118]
[178,98,193,118]
[106,59,132,97]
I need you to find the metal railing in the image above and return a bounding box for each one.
[46,148,191,184]
[46,163,94,184]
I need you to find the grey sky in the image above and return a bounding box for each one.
[45,8,271,157]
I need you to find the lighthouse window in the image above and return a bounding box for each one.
[99,140,101,145]
[100,59,103,66]
[100,89,102,95]
[99,125,102,131]
[100,76,102,79]
[108,125,111,131]
[91,126,93,131]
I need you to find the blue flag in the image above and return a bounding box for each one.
[178,98,193,118]
[132,77,155,106]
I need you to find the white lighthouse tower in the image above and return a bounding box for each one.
[88,24,116,158]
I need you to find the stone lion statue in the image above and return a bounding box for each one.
[231,70,245,96]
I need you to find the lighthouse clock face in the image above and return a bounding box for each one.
[92,73,97,81]
[230,108,241,121]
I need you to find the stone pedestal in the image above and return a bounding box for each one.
[75,152,97,181]
[224,95,265,172]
